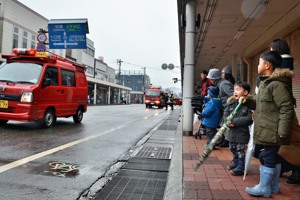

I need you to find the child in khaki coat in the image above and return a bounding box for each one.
[240,51,295,198]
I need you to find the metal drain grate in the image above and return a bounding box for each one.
[94,170,167,200]
[158,120,178,131]
[135,146,172,159]
[157,110,180,131]
[123,158,170,172]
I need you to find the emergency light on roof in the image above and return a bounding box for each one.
[13,48,36,56]
[6,48,86,71]
[12,48,51,58]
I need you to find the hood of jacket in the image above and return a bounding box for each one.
[266,68,294,84]
[227,96,236,104]
[205,96,222,109]
[226,95,255,104]
[265,68,294,101]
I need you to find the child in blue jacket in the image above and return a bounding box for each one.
[198,86,222,145]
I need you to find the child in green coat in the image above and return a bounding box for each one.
[240,51,295,198]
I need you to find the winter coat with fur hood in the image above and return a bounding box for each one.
[244,68,295,145]
[224,96,253,144]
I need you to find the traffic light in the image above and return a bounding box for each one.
[173,78,178,83]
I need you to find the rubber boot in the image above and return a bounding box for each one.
[227,155,238,170]
[270,163,281,193]
[245,165,275,198]
[230,159,244,176]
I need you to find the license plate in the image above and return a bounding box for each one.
[151,102,154,105]
[0,100,8,108]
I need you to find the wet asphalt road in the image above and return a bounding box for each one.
[0,104,170,200]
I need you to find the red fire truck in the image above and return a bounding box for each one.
[144,86,165,108]
[0,48,88,128]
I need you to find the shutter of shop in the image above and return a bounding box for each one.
[291,28,300,122]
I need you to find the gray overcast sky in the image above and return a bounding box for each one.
[18,0,181,89]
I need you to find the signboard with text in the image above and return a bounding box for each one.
[48,19,89,49]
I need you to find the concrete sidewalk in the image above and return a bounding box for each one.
[180,121,300,200]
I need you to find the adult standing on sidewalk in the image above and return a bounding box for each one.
[200,70,213,96]
[207,68,234,147]
[222,65,236,85]
[207,68,233,110]
[169,93,175,110]
[163,93,169,110]
[218,65,236,147]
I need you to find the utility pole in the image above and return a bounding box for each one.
[117,59,123,84]
[141,67,146,104]
[141,67,146,91]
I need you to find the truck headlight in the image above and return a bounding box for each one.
[21,92,33,102]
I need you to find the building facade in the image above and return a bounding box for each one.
[117,70,151,103]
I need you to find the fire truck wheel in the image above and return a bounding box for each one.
[42,108,56,128]
[73,107,84,123]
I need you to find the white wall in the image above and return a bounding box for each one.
[0,0,48,56]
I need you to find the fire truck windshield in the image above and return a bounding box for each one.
[0,62,43,84]
[145,90,160,97]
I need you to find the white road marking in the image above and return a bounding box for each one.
[0,110,166,174]
[0,126,121,173]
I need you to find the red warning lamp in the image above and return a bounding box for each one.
[12,48,36,56]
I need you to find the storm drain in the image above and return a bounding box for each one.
[134,146,172,159]
[158,120,178,131]
[93,109,180,200]
[123,158,170,172]
[94,170,167,200]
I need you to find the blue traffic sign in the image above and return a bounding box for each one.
[48,22,87,49]
[36,44,47,52]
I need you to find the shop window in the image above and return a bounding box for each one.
[31,35,36,49]
[13,27,19,48]
[22,31,28,48]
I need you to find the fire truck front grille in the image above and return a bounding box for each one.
[0,94,21,101]
[0,107,15,113]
